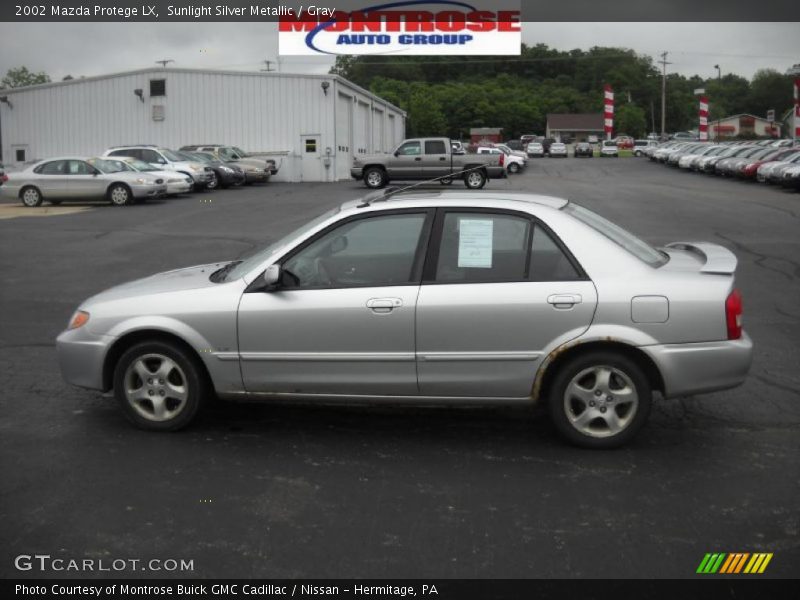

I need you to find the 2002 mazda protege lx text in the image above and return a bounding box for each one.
[56,190,753,448]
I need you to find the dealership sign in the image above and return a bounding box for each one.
[279,1,521,55]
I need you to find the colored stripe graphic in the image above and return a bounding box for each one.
[698,96,709,141]
[603,84,614,139]
[697,553,773,574]
[794,79,799,141]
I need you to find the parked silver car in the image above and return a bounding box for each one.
[98,157,193,195]
[1,157,167,206]
[56,190,752,448]
[103,145,213,190]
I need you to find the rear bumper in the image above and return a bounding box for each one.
[642,332,753,398]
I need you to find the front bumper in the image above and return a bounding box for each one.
[56,326,114,391]
[166,179,193,194]
[245,170,270,183]
[642,332,753,399]
[130,184,168,199]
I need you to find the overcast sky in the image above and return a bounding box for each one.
[0,22,797,83]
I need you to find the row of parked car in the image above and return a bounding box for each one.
[0,144,279,207]
[643,138,800,189]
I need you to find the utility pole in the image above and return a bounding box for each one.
[659,51,671,139]
[260,60,275,72]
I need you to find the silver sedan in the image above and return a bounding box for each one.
[1,157,167,206]
[56,191,752,448]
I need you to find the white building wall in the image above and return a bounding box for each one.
[0,68,405,182]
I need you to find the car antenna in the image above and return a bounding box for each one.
[356,165,484,208]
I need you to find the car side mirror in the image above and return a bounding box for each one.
[262,264,281,290]
[393,151,399,157]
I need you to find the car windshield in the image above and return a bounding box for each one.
[123,158,157,171]
[602,141,616,147]
[218,147,239,160]
[233,147,248,157]
[220,207,341,282]
[563,203,668,267]
[160,148,184,162]
[89,158,126,173]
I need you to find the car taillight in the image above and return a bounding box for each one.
[725,288,743,340]
[0,174,7,183]
[498,153,504,167]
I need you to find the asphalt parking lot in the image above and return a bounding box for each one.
[1,159,798,579]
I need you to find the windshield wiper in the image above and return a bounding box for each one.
[210,260,242,283]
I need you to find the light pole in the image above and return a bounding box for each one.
[714,64,721,83]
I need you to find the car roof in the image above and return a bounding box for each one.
[340,190,569,212]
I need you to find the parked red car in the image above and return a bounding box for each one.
[615,135,634,150]
[740,148,800,180]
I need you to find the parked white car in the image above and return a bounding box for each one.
[548,142,567,158]
[92,157,193,195]
[526,142,545,158]
[600,141,619,157]
[103,145,213,190]
[477,146,526,174]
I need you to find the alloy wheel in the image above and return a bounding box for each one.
[563,365,639,438]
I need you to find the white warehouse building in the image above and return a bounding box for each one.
[0,67,406,182]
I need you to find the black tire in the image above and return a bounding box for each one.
[108,183,132,206]
[548,351,652,449]
[363,166,387,189]
[206,171,219,190]
[440,177,453,185]
[464,169,487,189]
[508,162,520,174]
[20,186,43,207]
[113,340,208,432]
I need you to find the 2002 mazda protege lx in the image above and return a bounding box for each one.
[57,191,753,448]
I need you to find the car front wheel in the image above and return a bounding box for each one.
[548,351,652,449]
[113,341,207,431]
[108,183,132,206]
[363,167,387,189]
[508,162,520,174]
[206,171,219,190]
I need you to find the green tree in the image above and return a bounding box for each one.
[615,104,647,137]
[746,69,793,118]
[407,84,446,136]
[1,66,50,89]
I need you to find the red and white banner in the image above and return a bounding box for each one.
[794,78,800,140]
[603,84,614,139]
[699,96,709,141]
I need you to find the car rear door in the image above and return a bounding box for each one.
[421,139,451,179]
[237,209,434,396]
[415,209,597,398]
[33,160,69,197]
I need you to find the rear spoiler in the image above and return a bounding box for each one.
[664,242,737,274]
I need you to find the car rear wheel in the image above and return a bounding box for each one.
[464,170,487,189]
[548,351,652,449]
[363,167,387,189]
[20,186,43,207]
[108,183,131,206]
[508,162,520,174]
[113,341,206,431]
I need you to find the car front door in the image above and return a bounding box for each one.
[415,209,598,398]
[386,141,423,179]
[237,209,433,396]
[66,160,106,199]
[421,139,450,178]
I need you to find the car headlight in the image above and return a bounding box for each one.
[220,166,233,173]
[68,310,90,330]
[189,165,200,172]
[134,178,155,185]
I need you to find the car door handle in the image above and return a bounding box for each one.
[439,157,446,161]
[414,157,422,161]
[366,298,403,313]
[547,294,582,308]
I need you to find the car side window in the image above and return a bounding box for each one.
[528,225,582,281]
[282,213,427,289]
[36,160,66,175]
[66,160,94,175]
[434,212,531,283]
[140,149,163,164]
[396,142,421,156]
[424,140,447,155]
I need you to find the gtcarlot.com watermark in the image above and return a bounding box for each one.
[14,554,194,573]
